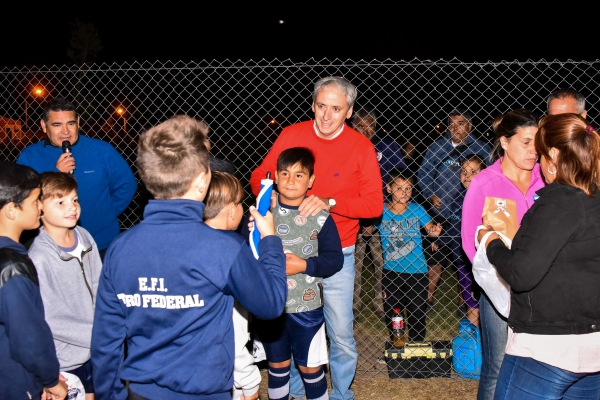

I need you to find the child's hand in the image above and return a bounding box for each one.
[431,242,439,252]
[248,205,275,238]
[240,391,259,400]
[285,253,307,275]
[426,222,443,236]
[430,195,442,211]
[43,375,68,400]
[362,225,375,238]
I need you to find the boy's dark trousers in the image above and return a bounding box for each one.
[382,270,428,342]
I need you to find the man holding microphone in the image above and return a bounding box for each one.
[17,97,137,259]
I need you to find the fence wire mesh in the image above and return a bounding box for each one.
[1,58,598,378]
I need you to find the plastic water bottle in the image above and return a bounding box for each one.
[451,319,482,379]
[392,307,407,348]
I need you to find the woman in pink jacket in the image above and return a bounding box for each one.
[461,109,545,400]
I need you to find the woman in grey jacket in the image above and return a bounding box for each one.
[479,113,600,399]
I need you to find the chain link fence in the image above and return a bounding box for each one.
[2,58,599,378]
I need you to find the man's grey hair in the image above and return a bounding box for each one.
[547,88,586,114]
[448,107,473,125]
[313,76,358,108]
[352,106,377,125]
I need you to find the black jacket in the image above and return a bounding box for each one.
[488,182,600,335]
[0,237,60,399]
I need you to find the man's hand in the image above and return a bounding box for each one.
[248,206,275,238]
[55,153,75,173]
[430,195,442,211]
[42,374,68,400]
[285,253,307,275]
[298,195,328,217]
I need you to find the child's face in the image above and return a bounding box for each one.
[276,162,315,206]
[387,178,413,205]
[460,161,483,189]
[41,189,80,230]
[15,188,42,231]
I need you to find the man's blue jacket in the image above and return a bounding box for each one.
[417,132,491,220]
[17,135,137,250]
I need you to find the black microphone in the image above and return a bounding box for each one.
[62,141,73,174]
[62,140,71,153]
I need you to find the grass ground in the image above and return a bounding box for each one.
[257,369,479,399]
[256,251,481,398]
[355,260,464,372]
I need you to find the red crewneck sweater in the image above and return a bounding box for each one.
[250,121,383,247]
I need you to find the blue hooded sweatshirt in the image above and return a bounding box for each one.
[91,199,287,399]
[0,236,60,399]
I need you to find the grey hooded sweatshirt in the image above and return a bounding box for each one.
[28,226,102,370]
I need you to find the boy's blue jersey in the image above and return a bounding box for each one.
[378,202,432,274]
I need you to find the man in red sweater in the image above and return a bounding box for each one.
[250,76,382,400]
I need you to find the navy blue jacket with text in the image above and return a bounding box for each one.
[91,199,287,399]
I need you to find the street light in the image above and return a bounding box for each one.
[116,106,126,132]
[265,118,276,135]
[25,86,45,130]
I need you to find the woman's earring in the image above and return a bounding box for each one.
[547,164,557,175]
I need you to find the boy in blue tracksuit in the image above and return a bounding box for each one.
[0,161,67,400]
[91,116,287,400]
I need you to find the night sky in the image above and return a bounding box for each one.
[1,6,591,69]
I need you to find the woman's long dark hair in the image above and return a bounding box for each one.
[490,108,539,163]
